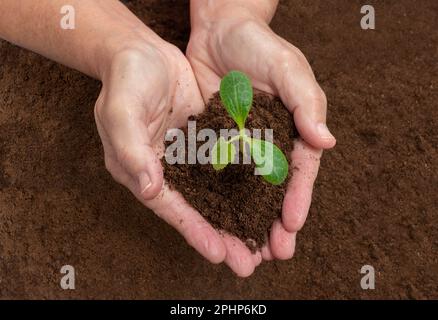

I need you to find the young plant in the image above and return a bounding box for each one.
[211,71,288,185]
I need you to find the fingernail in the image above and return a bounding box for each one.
[139,172,152,194]
[316,123,335,140]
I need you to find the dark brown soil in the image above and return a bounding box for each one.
[163,93,297,250]
[0,0,437,299]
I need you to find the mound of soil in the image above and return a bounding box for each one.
[163,93,298,249]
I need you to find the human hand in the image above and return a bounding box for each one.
[94,34,267,276]
[187,1,336,268]
[0,0,268,277]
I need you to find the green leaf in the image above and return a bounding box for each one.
[211,137,236,170]
[219,71,253,129]
[249,138,288,185]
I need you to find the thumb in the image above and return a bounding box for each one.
[217,20,336,149]
[97,101,163,200]
[121,142,163,201]
[269,46,336,149]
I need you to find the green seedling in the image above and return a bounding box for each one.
[211,71,288,185]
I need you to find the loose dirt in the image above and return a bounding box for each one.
[0,0,437,299]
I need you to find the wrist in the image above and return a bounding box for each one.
[94,26,176,81]
[190,0,277,32]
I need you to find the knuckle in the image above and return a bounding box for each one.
[276,49,296,71]
[159,42,185,67]
[291,47,308,64]
[275,47,310,75]
[164,43,183,57]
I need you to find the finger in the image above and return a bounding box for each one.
[282,139,322,232]
[267,39,336,150]
[245,239,263,266]
[96,99,163,200]
[100,148,227,264]
[289,85,336,150]
[261,244,274,261]
[145,185,227,264]
[270,219,296,260]
[252,250,262,267]
[223,235,257,277]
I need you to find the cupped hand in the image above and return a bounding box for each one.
[94,40,263,277]
[187,13,336,267]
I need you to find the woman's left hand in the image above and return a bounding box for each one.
[187,0,336,269]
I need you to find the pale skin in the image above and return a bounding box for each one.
[0,0,336,277]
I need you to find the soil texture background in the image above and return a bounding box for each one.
[0,0,437,299]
